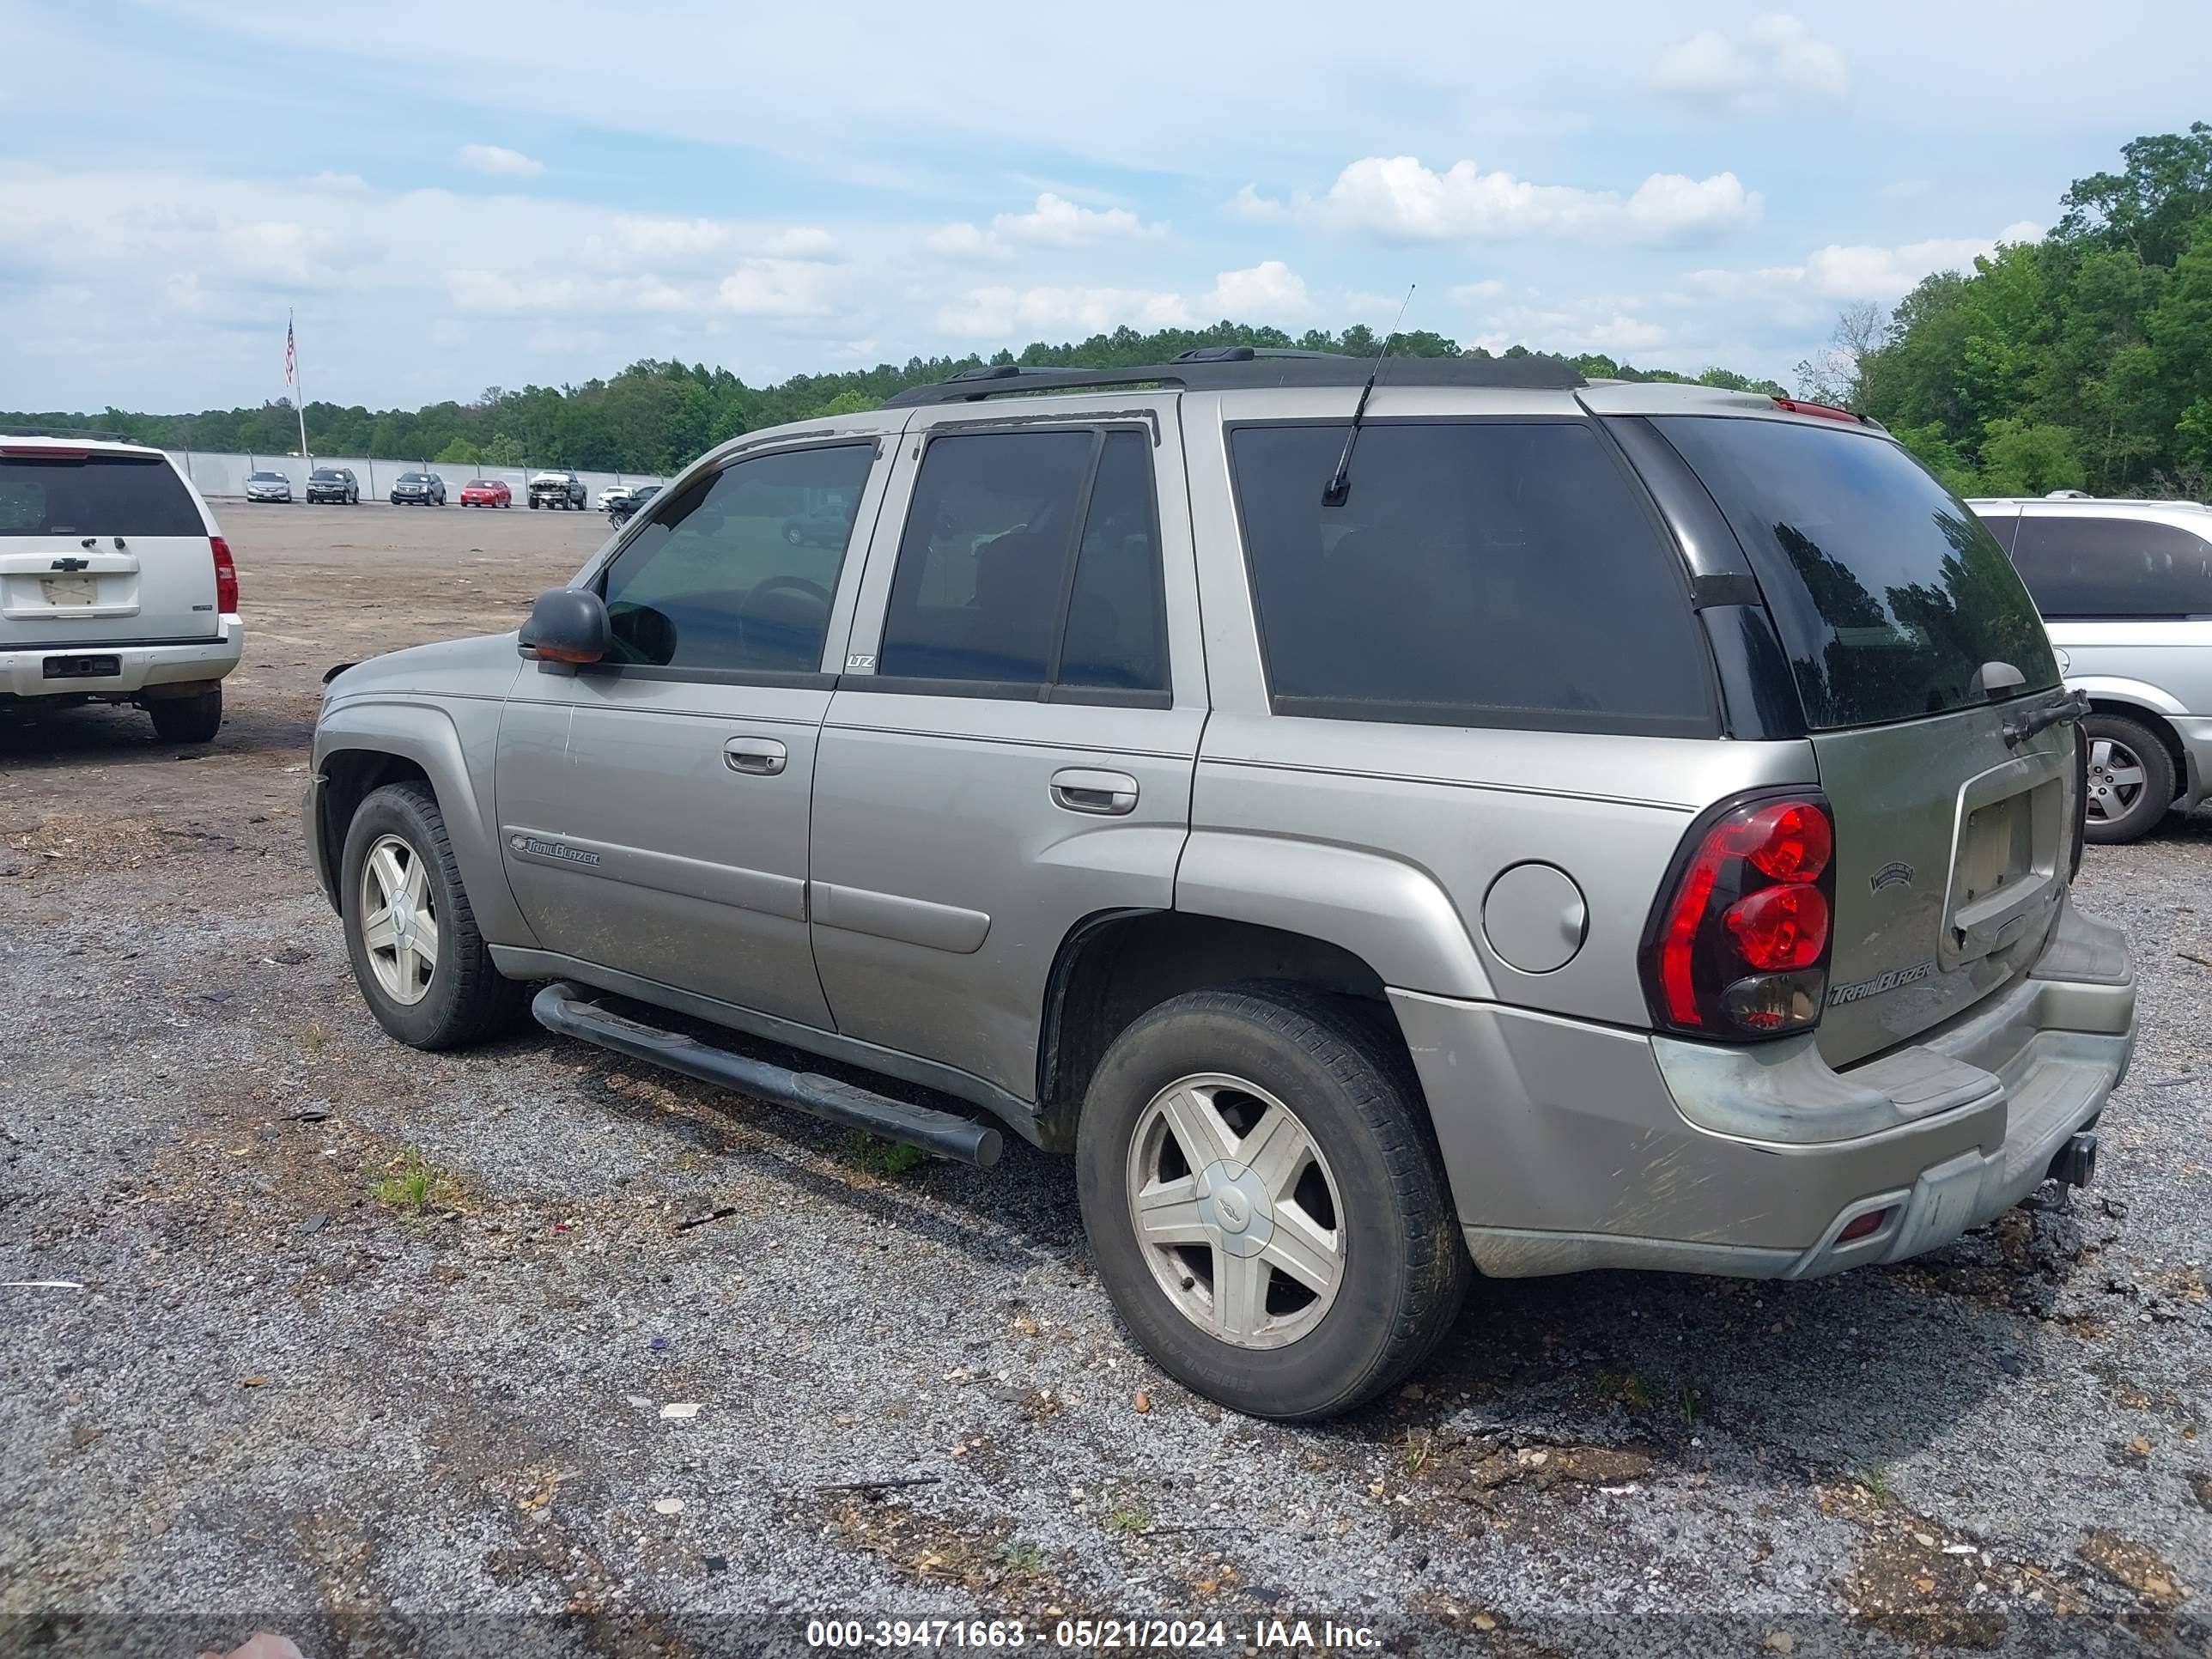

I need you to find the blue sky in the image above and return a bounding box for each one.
[4,0,2209,413]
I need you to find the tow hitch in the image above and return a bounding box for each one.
[2046,1131,2099,1190]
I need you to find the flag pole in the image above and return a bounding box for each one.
[289,311,311,464]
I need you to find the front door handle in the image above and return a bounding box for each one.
[1050,768,1138,816]
[724,736,788,776]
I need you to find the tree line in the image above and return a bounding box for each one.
[0,324,1778,476]
[1805,122,2212,500]
[9,125,2204,499]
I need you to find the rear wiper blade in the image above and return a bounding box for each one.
[2002,689,2090,747]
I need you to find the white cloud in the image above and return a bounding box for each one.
[939,284,1193,339]
[762,226,842,261]
[1229,184,1290,222]
[717,258,836,317]
[1651,15,1850,114]
[1684,219,2043,307]
[929,191,1164,262]
[1266,155,1763,245]
[1451,278,1505,302]
[455,143,545,178]
[1202,261,1311,319]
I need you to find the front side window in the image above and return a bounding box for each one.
[2010,515,2212,618]
[876,427,1168,696]
[595,442,875,673]
[1230,421,1712,732]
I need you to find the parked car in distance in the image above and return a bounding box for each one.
[390,471,447,507]
[459,478,512,508]
[1972,494,2212,842]
[606,483,659,526]
[781,507,848,547]
[245,470,293,504]
[529,469,587,510]
[597,483,638,511]
[307,357,2131,1419]
[2,433,240,742]
[305,467,359,504]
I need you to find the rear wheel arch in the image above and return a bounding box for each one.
[2084,698,2187,791]
[1035,910,1411,1151]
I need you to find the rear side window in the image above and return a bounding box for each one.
[0,454,202,538]
[877,427,1168,696]
[1229,421,1712,732]
[2011,515,2212,618]
[1653,417,2057,729]
[596,442,874,674]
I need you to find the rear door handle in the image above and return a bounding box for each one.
[1050,768,1138,815]
[724,736,788,776]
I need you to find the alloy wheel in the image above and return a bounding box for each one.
[2086,738,2147,823]
[358,832,439,1005]
[1125,1073,1346,1349]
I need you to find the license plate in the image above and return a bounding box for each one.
[38,575,97,605]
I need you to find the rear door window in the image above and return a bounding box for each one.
[876,426,1170,698]
[1228,421,1713,732]
[2010,514,2212,618]
[0,453,202,537]
[1652,416,2058,729]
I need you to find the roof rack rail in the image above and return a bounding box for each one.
[881,352,1584,408]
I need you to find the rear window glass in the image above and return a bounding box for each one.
[0,454,203,538]
[2010,515,2212,618]
[1653,417,2057,729]
[1229,421,1712,732]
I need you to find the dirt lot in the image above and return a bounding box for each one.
[3,502,2209,1658]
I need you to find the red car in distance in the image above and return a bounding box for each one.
[459,478,512,508]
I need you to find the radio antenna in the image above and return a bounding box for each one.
[1322,283,1415,507]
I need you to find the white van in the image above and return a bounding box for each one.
[0,434,243,742]
[1972,495,2212,842]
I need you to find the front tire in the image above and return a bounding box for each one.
[2083,713,2175,844]
[340,781,525,1049]
[1076,986,1468,1419]
[148,684,222,744]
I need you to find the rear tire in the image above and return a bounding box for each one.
[149,684,222,744]
[1075,985,1468,1419]
[2082,713,2175,844]
[340,781,526,1049]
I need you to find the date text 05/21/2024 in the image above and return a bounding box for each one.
[805,1618,1384,1650]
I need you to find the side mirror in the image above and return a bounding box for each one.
[519,588,609,666]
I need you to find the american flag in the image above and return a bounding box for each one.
[284,315,296,386]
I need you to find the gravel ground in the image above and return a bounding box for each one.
[3,504,2209,1658]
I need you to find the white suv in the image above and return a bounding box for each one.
[0,434,242,743]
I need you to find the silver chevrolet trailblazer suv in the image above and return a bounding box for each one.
[306,352,2136,1419]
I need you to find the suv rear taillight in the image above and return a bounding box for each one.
[211,536,240,614]
[1641,793,1837,1040]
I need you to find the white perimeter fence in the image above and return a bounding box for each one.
[169,452,668,502]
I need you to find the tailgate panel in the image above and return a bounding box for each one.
[1813,700,2076,1067]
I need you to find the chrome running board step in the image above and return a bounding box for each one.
[531,981,1003,1169]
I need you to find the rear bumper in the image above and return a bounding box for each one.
[0,618,243,700]
[1395,897,2134,1280]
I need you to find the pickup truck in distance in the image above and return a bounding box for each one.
[528,470,587,510]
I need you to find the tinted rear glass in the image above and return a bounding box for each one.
[0,454,203,537]
[2010,514,2212,617]
[1230,421,1713,732]
[1653,417,2057,729]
